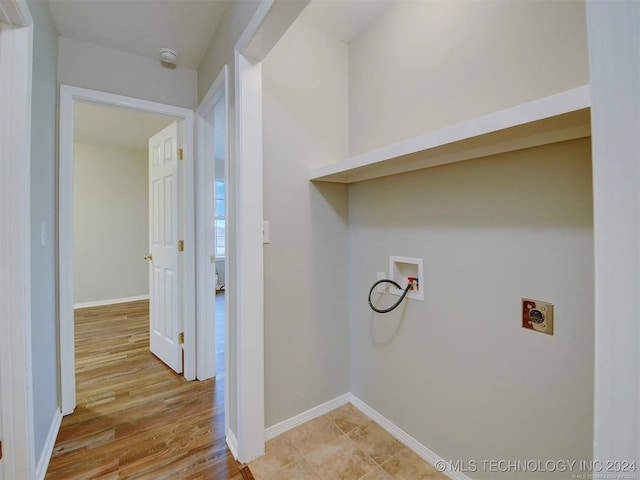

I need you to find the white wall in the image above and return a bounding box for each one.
[348,0,589,156]
[262,20,350,427]
[73,143,149,304]
[58,36,197,110]
[27,0,60,464]
[349,139,593,478]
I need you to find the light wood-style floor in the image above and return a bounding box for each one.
[45,296,253,480]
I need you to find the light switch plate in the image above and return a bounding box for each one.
[522,298,554,335]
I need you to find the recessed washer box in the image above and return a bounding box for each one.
[389,256,424,302]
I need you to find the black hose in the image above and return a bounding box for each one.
[368,279,412,314]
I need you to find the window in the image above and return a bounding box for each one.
[214,179,225,258]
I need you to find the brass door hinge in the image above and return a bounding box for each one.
[177,148,183,160]
[178,332,184,344]
[178,240,184,252]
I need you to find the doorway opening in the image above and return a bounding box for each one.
[72,101,175,312]
[50,85,236,477]
[71,100,181,377]
[58,85,197,414]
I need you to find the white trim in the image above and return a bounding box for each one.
[348,395,471,480]
[34,409,62,480]
[226,428,239,461]
[0,5,36,479]
[234,49,266,465]
[59,85,197,415]
[265,394,350,441]
[587,0,640,469]
[73,295,150,309]
[196,64,228,382]
[182,115,197,383]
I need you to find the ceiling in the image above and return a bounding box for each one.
[47,0,230,69]
[66,1,397,150]
[47,0,395,72]
[74,101,176,150]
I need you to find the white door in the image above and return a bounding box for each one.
[147,122,184,373]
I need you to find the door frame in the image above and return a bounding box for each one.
[232,0,310,462]
[195,64,228,381]
[196,64,229,440]
[233,50,265,463]
[58,85,196,414]
[0,0,36,478]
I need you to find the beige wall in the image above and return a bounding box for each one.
[197,1,593,468]
[262,20,350,427]
[348,139,593,478]
[348,0,589,155]
[345,1,593,476]
[58,36,197,109]
[73,143,149,304]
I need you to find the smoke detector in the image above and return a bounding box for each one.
[160,48,177,65]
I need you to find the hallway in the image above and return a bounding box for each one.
[45,297,251,479]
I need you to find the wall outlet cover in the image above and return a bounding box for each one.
[522,298,554,335]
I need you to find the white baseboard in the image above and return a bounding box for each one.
[348,394,472,480]
[36,409,62,480]
[260,393,472,480]
[74,295,149,309]
[226,428,238,460]
[264,393,351,441]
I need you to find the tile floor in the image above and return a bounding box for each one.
[248,403,448,480]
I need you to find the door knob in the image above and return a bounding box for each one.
[143,253,153,261]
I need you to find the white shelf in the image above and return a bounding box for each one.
[310,85,591,184]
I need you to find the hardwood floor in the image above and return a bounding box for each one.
[46,298,253,480]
